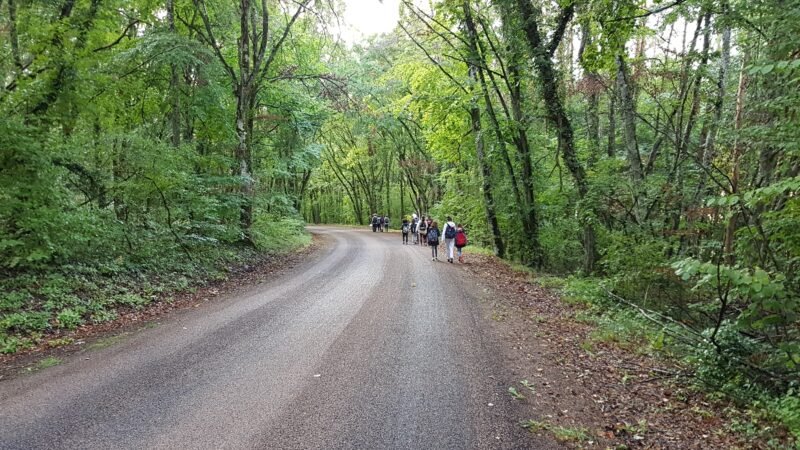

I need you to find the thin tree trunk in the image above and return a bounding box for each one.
[616,54,643,183]
[7,0,22,73]
[693,10,729,205]
[514,0,596,272]
[167,0,181,147]
[607,93,617,157]
[464,1,505,258]
[579,24,601,166]
[723,58,748,265]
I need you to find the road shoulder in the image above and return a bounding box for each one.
[458,252,787,449]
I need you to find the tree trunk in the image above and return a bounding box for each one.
[464,1,505,258]
[167,0,181,148]
[514,0,596,272]
[693,10,729,205]
[578,24,601,166]
[607,93,616,157]
[616,54,643,183]
[235,87,255,236]
[471,25,540,263]
[723,58,748,265]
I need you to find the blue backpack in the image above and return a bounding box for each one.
[427,228,439,244]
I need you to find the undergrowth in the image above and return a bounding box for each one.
[547,275,800,448]
[0,219,310,355]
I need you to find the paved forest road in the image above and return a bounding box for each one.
[0,227,549,449]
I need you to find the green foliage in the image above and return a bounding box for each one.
[56,309,84,330]
[251,216,311,253]
[520,420,592,443]
[773,393,800,442]
[0,312,51,333]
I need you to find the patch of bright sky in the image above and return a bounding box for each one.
[339,0,401,45]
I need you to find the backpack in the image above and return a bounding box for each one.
[445,224,456,239]
[419,221,427,233]
[455,230,467,247]
[402,223,409,233]
[411,221,417,233]
[427,228,439,244]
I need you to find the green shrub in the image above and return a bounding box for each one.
[772,393,800,442]
[56,309,84,330]
[251,215,311,253]
[90,309,118,324]
[112,293,149,309]
[0,334,23,354]
[0,291,30,312]
[0,312,51,333]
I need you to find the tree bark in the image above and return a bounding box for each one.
[464,1,505,258]
[723,58,748,265]
[616,54,643,183]
[513,0,596,272]
[167,0,181,148]
[607,93,617,157]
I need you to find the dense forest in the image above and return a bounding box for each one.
[2,0,799,440]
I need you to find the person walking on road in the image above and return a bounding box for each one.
[442,217,457,263]
[411,214,419,244]
[427,221,441,261]
[384,216,390,232]
[371,214,379,232]
[401,218,410,244]
[418,216,428,246]
[455,224,468,263]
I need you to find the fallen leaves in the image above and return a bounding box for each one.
[462,253,779,449]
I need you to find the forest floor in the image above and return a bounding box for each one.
[463,253,792,449]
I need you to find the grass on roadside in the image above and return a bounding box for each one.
[520,419,592,444]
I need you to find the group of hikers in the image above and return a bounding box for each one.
[370,214,390,232]
[369,212,469,263]
[401,214,468,263]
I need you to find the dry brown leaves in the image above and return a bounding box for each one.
[462,253,785,449]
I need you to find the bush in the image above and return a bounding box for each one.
[0,291,30,312]
[0,312,51,333]
[0,335,25,354]
[251,215,311,253]
[56,309,84,330]
[773,393,800,442]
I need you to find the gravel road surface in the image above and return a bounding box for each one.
[0,227,549,449]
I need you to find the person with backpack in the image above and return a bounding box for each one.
[371,214,379,232]
[384,216,390,232]
[410,214,419,244]
[418,216,428,246]
[454,224,468,263]
[379,215,385,232]
[401,218,410,244]
[427,221,441,261]
[442,216,457,263]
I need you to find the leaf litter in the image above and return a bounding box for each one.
[461,253,791,449]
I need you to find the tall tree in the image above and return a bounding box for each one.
[193,0,312,241]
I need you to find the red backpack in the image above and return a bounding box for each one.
[455,229,467,247]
